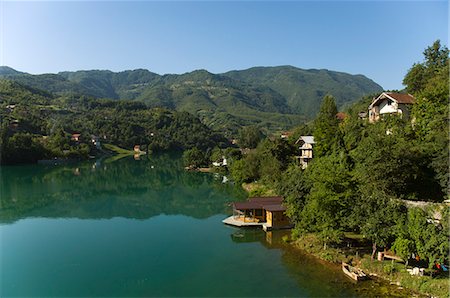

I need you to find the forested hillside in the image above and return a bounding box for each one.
[0,65,382,135]
[223,66,382,115]
[0,80,228,164]
[223,41,449,287]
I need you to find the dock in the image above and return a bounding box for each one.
[222,216,264,227]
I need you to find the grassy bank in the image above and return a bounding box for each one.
[241,181,277,197]
[103,144,135,155]
[292,233,449,298]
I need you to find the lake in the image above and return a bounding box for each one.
[0,155,411,297]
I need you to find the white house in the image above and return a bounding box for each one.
[295,136,315,169]
[368,92,415,123]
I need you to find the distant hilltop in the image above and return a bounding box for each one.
[0,65,383,132]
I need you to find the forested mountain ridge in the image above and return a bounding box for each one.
[0,66,382,134]
[223,66,383,115]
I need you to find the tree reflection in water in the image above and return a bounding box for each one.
[0,154,246,223]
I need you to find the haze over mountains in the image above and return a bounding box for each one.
[0,65,382,133]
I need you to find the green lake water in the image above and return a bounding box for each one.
[0,156,414,297]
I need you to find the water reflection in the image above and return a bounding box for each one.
[0,155,246,224]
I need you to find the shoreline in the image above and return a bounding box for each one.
[288,233,446,297]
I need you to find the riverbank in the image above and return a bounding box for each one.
[237,182,448,297]
[291,233,448,298]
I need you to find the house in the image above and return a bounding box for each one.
[223,196,292,231]
[336,112,348,121]
[10,119,19,129]
[295,136,315,169]
[71,133,81,142]
[358,111,368,119]
[134,145,141,152]
[368,92,415,123]
[212,156,228,167]
[280,131,292,139]
[91,135,101,149]
[5,104,16,112]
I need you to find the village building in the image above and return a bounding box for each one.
[368,92,415,123]
[212,156,228,167]
[295,136,315,169]
[71,133,81,142]
[223,196,292,231]
[336,112,348,121]
[91,135,101,149]
[134,145,141,152]
[280,131,292,139]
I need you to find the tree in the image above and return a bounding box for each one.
[350,191,406,259]
[238,126,263,149]
[182,147,207,168]
[313,95,339,157]
[403,40,449,95]
[277,165,311,227]
[296,151,355,247]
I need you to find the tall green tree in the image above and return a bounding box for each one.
[313,95,339,157]
[238,126,263,149]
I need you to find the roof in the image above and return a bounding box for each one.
[233,196,285,211]
[295,136,315,145]
[233,201,263,209]
[336,112,348,120]
[263,204,287,212]
[385,92,415,104]
[369,92,415,109]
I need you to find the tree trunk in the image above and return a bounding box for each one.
[371,242,377,261]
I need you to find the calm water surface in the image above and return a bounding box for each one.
[0,156,412,297]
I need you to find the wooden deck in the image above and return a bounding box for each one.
[222,216,264,227]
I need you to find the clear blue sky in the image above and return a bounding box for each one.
[1,1,448,90]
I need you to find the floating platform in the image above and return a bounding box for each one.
[222,216,264,227]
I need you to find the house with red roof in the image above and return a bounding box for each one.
[368,92,415,123]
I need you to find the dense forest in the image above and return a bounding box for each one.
[0,65,382,136]
[219,41,449,270]
[0,81,228,164]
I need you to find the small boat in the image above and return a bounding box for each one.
[342,262,367,281]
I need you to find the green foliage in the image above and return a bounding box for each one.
[313,95,339,157]
[395,207,450,267]
[350,192,406,256]
[182,147,208,168]
[224,65,382,116]
[295,152,355,245]
[0,132,47,164]
[229,152,260,184]
[1,66,383,136]
[0,81,230,164]
[238,126,263,149]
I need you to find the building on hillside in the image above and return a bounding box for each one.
[91,135,101,149]
[71,133,81,142]
[280,131,292,139]
[212,156,228,167]
[336,112,348,121]
[223,196,292,231]
[295,136,315,169]
[368,92,415,123]
[358,111,368,120]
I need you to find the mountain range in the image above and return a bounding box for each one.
[0,65,383,134]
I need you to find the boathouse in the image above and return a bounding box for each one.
[224,196,292,230]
